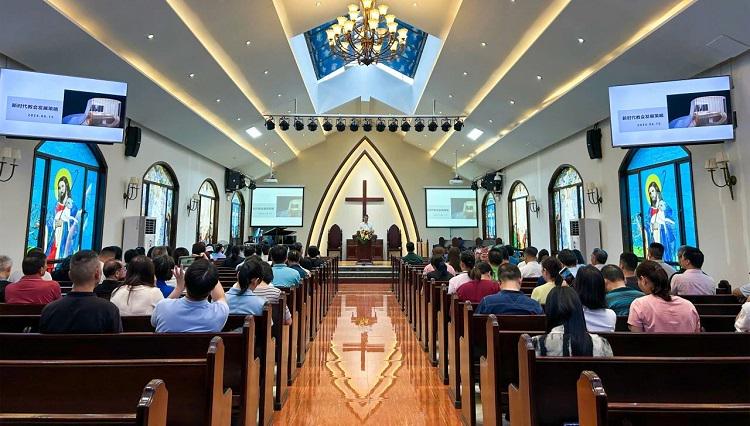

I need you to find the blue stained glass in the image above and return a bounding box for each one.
[230,193,243,241]
[44,159,86,259]
[485,196,496,239]
[37,141,99,167]
[627,173,644,258]
[679,162,697,247]
[627,146,688,171]
[26,158,47,252]
[81,170,98,251]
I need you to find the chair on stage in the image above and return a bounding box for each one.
[327,224,343,258]
[387,224,401,260]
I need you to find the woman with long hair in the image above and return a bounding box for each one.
[531,257,565,305]
[447,247,461,273]
[455,262,500,303]
[110,255,163,316]
[427,254,454,282]
[223,245,244,269]
[225,259,267,315]
[574,266,616,332]
[628,260,700,332]
[532,286,613,356]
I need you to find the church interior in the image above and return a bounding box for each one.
[0,0,749,425]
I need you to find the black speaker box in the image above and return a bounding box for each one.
[225,169,246,192]
[586,128,602,159]
[124,126,141,157]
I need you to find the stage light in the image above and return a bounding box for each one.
[349,119,360,131]
[294,118,304,131]
[453,119,464,131]
[265,117,275,130]
[428,118,438,132]
[322,118,333,132]
[336,118,346,132]
[388,118,399,132]
[441,119,452,132]
[376,118,386,132]
[362,119,373,132]
[414,119,424,132]
[307,118,318,131]
[279,117,289,131]
[401,119,411,132]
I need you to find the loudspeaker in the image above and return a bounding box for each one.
[586,128,602,159]
[124,126,141,157]
[225,168,246,192]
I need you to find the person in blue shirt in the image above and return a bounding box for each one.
[269,245,301,288]
[286,250,310,279]
[476,264,543,315]
[226,259,268,315]
[153,255,175,298]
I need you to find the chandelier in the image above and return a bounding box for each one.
[326,1,408,66]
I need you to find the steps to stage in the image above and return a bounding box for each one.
[338,262,393,283]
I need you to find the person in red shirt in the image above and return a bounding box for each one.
[4,249,61,304]
[456,262,499,303]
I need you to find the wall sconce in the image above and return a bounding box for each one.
[187,194,200,215]
[123,176,141,208]
[528,195,540,217]
[705,151,737,200]
[585,182,603,212]
[0,147,21,183]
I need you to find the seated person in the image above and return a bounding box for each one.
[473,238,489,263]
[401,242,423,265]
[301,245,325,270]
[557,249,579,279]
[110,256,164,316]
[671,246,715,296]
[732,276,750,299]
[628,260,700,333]
[269,245,301,288]
[0,255,11,302]
[530,257,565,306]
[455,262,500,303]
[287,250,310,279]
[487,247,507,281]
[426,255,454,282]
[40,250,122,334]
[619,252,640,290]
[519,246,542,278]
[251,261,292,325]
[223,246,244,269]
[4,249,61,304]
[602,264,644,316]
[95,259,124,298]
[736,297,750,332]
[448,252,475,295]
[210,244,226,261]
[575,266,617,332]
[531,286,613,357]
[422,247,456,275]
[226,259,268,316]
[153,255,176,298]
[476,264,543,315]
[151,259,229,332]
[589,248,608,270]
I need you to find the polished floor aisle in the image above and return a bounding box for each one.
[274,284,462,425]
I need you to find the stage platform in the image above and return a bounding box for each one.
[338,261,393,283]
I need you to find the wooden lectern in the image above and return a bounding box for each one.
[354,234,376,264]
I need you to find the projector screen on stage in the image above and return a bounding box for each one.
[251,186,304,227]
[425,188,478,228]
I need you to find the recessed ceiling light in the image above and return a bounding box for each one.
[481,42,487,47]
[264,143,268,146]
[215,98,221,103]
[246,127,262,139]
[463,71,468,76]
[188,73,195,79]
[536,75,543,80]
[272,151,277,154]
[316,1,321,5]
[245,40,252,46]
[263,70,269,75]
[489,119,494,124]
[147,34,155,40]
[277,93,282,97]
[461,144,465,147]
[413,2,417,6]
[467,128,484,141]
[509,99,516,105]
[448,94,453,98]
[237,117,241,121]
[577,37,585,44]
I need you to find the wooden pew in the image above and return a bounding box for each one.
[0,337,232,426]
[426,279,448,366]
[281,287,299,385]
[695,303,742,315]
[270,297,290,411]
[577,370,750,426]
[437,284,450,384]
[682,294,744,304]
[0,378,168,426]
[508,334,750,426]
[447,298,475,408]
[0,304,45,315]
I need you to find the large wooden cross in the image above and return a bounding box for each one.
[342,332,385,371]
[345,180,384,217]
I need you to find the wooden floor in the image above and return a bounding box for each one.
[274,284,462,425]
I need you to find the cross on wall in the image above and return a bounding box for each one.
[345,180,384,217]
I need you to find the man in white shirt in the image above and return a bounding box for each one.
[519,246,542,278]
[671,246,715,296]
[647,242,676,277]
[590,248,608,270]
[448,252,475,294]
[358,214,374,234]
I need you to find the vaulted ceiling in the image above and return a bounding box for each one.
[0,0,747,180]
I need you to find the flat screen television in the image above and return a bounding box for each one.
[250,186,304,227]
[425,187,478,228]
[608,76,733,148]
[0,68,128,143]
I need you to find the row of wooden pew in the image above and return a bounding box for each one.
[0,257,339,426]
[391,257,750,426]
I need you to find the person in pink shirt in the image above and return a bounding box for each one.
[628,260,700,333]
[422,247,456,276]
[670,246,715,296]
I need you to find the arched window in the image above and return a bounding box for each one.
[549,165,584,252]
[620,146,696,264]
[230,192,245,245]
[142,163,178,248]
[482,193,496,239]
[508,181,530,249]
[196,179,219,244]
[26,141,106,260]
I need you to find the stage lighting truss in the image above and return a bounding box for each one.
[263,114,466,134]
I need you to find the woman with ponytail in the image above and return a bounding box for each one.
[628,260,700,332]
[455,262,500,303]
[226,259,268,316]
[531,257,566,305]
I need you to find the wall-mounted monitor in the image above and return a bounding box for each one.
[609,76,733,148]
[0,68,128,144]
[425,187,478,228]
[251,186,304,227]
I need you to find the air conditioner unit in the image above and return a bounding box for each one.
[569,218,601,257]
[122,216,158,251]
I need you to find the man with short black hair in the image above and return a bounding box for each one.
[153,255,176,298]
[401,242,423,265]
[301,245,324,270]
[602,264,644,316]
[0,255,13,303]
[590,248,608,270]
[476,264,543,315]
[647,242,676,277]
[557,249,579,278]
[5,251,61,304]
[287,250,310,278]
[191,242,207,257]
[40,250,122,333]
[95,259,124,298]
[619,252,639,290]
[519,246,542,278]
[150,258,229,332]
[269,245,301,288]
[671,246,715,295]
[448,252,475,295]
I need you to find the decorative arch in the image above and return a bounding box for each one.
[548,165,584,252]
[482,192,496,239]
[508,180,530,249]
[142,162,179,248]
[306,137,419,252]
[196,178,219,244]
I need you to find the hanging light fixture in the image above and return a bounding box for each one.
[326,2,408,66]
[449,150,463,185]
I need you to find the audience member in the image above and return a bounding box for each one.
[733,278,750,299]
[531,286,612,357]
[99,246,117,264]
[226,259,269,316]
[124,248,139,264]
[487,247,506,281]
[531,257,564,306]
[573,249,586,267]
[287,250,310,278]
[474,237,489,262]
[173,247,190,264]
[40,250,122,334]
[211,244,226,261]
[619,252,640,290]
[423,247,456,276]
[191,242,207,258]
[301,245,325,270]
[135,247,146,256]
[153,255,176,298]
[575,266,616,332]
[670,246,715,295]
[448,252,475,295]
[269,245,301,288]
[223,245,244,269]
[95,259,124,298]
[401,242,423,265]
[447,247,461,273]
[735,297,750,332]
[537,249,550,264]
[4,250,61,304]
[558,249,579,278]
[590,248,608,270]
[426,255,453,282]
[261,244,270,262]
[50,256,71,282]
[505,245,520,265]
[647,242,676,277]
[110,256,164,316]
[455,262,499,303]
[602,264,644,316]
[628,260,700,332]
[105,245,123,261]
[149,246,170,259]
[476,264,543,315]
[0,255,11,302]
[252,262,293,324]
[519,246,542,278]
[8,248,53,283]
[151,259,229,332]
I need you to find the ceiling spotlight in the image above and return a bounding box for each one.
[414,119,425,132]
[307,118,318,132]
[147,34,155,40]
[265,117,275,130]
[294,118,304,131]
[376,118,386,132]
[349,119,360,132]
[401,119,411,132]
[428,118,438,132]
[336,118,346,132]
[577,37,585,44]
[388,118,399,132]
[188,73,195,79]
[441,119,452,132]
[362,119,373,132]
[509,99,516,105]
[279,117,290,131]
[322,118,333,132]
[453,119,464,131]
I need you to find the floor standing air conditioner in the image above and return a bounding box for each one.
[122,216,157,251]
[569,218,601,257]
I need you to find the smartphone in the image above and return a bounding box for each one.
[178,256,196,267]
[561,267,574,282]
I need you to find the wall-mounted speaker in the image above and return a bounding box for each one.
[225,168,246,192]
[124,126,141,158]
[586,127,602,159]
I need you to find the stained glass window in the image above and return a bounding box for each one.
[550,166,584,252]
[620,146,696,263]
[230,192,245,245]
[142,163,177,247]
[483,193,496,239]
[509,181,530,249]
[26,141,105,261]
[197,179,218,244]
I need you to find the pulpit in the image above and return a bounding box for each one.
[346,236,384,262]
